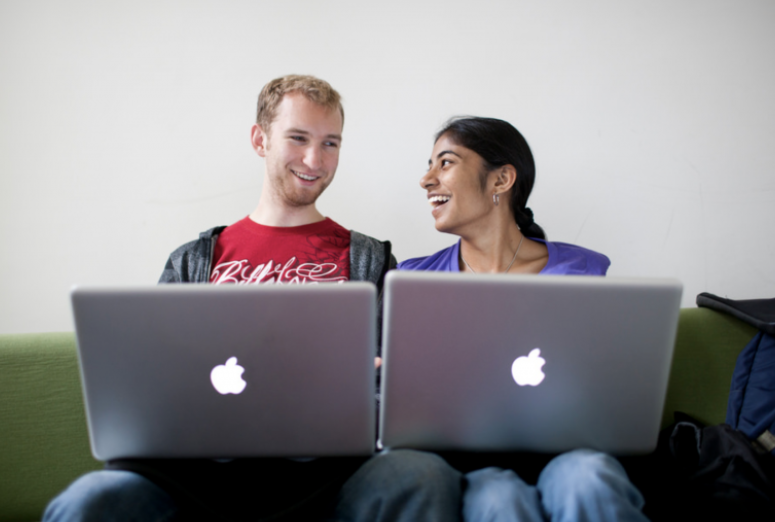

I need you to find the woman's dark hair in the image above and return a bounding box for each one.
[435,117,546,240]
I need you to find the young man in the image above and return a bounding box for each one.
[43,75,462,522]
[159,75,392,289]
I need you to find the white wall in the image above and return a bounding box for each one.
[2,0,774,334]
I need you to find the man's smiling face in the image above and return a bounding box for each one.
[253,92,343,208]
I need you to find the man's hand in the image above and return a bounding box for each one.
[375,357,382,369]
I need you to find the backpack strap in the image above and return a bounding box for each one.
[697,293,775,335]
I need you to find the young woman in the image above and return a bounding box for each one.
[399,117,647,522]
[400,117,609,276]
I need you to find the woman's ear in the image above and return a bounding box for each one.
[493,165,517,194]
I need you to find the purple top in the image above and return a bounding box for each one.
[397,238,610,275]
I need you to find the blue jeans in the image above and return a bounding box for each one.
[43,450,462,522]
[334,449,463,522]
[43,470,178,522]
[462,449,648,522]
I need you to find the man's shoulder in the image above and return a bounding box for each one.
[159,226,227,284]
[169,226,227,259]
[349,229,386,250]
[349,229,395,259]
[348,229,396,285]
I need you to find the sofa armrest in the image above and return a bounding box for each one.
[0,332,101,521]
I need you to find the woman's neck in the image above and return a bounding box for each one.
[457,210,550,274]
[458,220,525,274]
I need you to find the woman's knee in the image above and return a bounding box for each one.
[541,449,622,489]
[538,449,642,506]
[466,467,523,502]
[464,468,543,522]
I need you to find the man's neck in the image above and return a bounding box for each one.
[249,201,326,227]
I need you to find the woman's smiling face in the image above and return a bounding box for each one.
[420,132,496,235]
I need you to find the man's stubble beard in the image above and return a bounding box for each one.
[270,169,333,208]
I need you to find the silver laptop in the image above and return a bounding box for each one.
[379,271,682,455]
[71,283,377,461]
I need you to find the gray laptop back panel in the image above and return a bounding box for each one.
[72,283,376,461]
[379,272,682,455]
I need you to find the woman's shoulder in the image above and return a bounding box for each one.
[537,239,611,276]
[397,242,459,272]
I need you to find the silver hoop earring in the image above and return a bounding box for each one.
[493,193,500,206]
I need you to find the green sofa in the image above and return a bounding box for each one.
[0,308,758,521]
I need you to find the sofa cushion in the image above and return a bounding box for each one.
[662,308,758,428]
[0,332,101,522]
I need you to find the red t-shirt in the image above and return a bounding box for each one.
[210,217,351,284]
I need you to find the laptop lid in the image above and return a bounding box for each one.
[379,271,682,455]
[71,283,376,461]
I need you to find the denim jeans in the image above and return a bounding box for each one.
[43,450,463,522]
[43,470,178,522]
[462,449,648,522]
[334,449,463,522]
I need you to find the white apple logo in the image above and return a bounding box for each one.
[210,357,247,395]
[511,348,546,386]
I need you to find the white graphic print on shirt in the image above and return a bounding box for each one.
[210,257,347,285]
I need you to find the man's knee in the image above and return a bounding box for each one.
[349,449,460,493]
[43,470,176,522]
[383,450,460,486]
[336,450,463,521]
